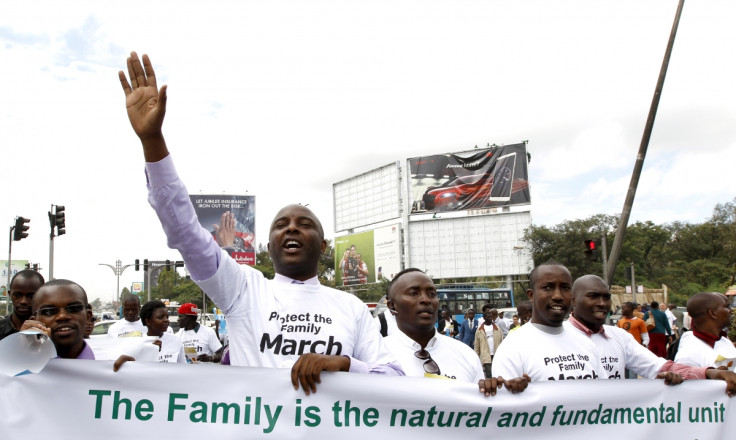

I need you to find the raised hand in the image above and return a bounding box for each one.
[213,211,236,248]
[118,51,169,162]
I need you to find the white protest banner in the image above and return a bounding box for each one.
[0,359,734,439]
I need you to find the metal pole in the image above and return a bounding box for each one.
[49,204,55,280]
[116,260,121,303]
[49,235,54,280]
[631,263,637,304]
[605,0,686,284]
[6,226,13,315]
[601,233,609,282]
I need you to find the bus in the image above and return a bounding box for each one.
[437,284,514,324]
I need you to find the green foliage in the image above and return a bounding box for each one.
[340,279,390,303]
[523,198,736,306]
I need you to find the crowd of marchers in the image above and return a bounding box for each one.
[3,50,736,400]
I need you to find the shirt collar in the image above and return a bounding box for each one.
[77,341,96,360]
[395,327,440,350]
[274,273,320,285]
[568,313,610,339]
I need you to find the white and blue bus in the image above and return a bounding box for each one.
[437,285,514,324]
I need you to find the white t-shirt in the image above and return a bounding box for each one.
[675,331,736,370]
[155,331,187,363]
[384,329,484,383]
[107,319,146,338]
[492,323,604,382]
[197,255,398,370]
[564,322,665,380]
[177,323,222,360]
[485,326,497,356]
[665,309,677,329]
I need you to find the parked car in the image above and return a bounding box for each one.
[90,320,118,339]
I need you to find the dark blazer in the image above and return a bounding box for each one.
[458,317,479,348]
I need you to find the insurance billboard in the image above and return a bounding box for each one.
[408,143,530,214]
[190,195,256,265]
[335,224,402,286]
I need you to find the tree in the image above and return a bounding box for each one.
[523,200,736,306]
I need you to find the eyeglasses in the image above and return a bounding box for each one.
[37,303,86,317]
[414,349,441,375]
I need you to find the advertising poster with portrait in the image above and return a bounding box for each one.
[190,194,256,265]
[408,143,530,214]
[335,224,402,285]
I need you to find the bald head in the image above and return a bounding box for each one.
[687,292,731,334]
[572,275,607,300]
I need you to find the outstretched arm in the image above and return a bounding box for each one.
[118,51,169,162]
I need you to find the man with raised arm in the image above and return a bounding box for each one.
[118,52,402,395]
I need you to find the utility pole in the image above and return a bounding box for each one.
[606,0,685,284]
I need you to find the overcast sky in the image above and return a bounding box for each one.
[2,0,734,303]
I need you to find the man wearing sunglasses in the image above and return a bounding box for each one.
[384,268,529,396]
[0,269,45,341]
[20,279,95,360]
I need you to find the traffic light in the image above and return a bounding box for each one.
[583,239,597,261]
[13,217,30,241]
[165,259,171,271]
[135,259,140,271]
[48,205,65,237]
[143,259,149,272]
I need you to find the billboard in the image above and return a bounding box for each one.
[408,143,530,214]
[335,224,402,286]
[408,211,533,279]
[2,260,29,287]
[190,195,256,265]
[333,162,402,232]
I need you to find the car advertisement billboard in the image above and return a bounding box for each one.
[335,224,402,286]
[190,195,256,265]
[408,143,530,213]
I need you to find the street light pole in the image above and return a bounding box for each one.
[98,260,135,306]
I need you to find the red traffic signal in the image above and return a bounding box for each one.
[583,239,597,261]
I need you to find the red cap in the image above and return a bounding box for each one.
[178,303,200,316]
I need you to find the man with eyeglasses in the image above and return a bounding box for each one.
[0,269,45,341]
[20,279,95,359]
[383,268,528,396]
